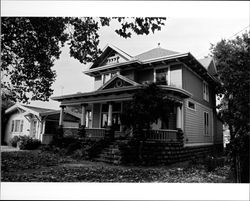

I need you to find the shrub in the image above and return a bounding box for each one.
[17,136,41,150]
[10,136,20,147]
[66,141,83,154]
[51,136,79,148]
[205,155,225,172]
[77,125,86,138]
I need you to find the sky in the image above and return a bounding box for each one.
[2,1,250,110]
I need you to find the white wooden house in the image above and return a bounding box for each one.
[4,103,80,144]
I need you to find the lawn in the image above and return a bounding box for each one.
[1,150,232,182]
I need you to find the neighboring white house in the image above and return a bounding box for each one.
[4,103,80,144]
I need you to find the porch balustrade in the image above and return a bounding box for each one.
[85,128,105,139]
[144,129,178,141]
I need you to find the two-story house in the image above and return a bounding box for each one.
[52,44,223,148]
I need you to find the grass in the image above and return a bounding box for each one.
[1,150,232,182]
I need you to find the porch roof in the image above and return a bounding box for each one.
[51,85,191,106]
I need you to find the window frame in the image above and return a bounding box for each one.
[203,81,209,102]
[154,66,170,85]
[11,119,24,133]
[100,102,122,131]
[11,120,15,132]
[187,100,196,111]
[204,111,209,136]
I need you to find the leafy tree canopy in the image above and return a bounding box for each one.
[211,33,250,136]
[121,83,181,132]
[211,33,250,183]
[1,17,166,103]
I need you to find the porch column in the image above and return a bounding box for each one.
[81,104,87,126]
[176,105,182,129]
[59,106,65,126]
[107,102,113,126]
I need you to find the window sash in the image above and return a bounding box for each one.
[188,101,196,110]
[11,120,15,132]
[155,68,168,85]
[14,120,20,132]
[20,120,24,132]
[203,82,209,101]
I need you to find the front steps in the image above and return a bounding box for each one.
[93,142,123,165]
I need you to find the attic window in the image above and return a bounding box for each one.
[107,55,120,64]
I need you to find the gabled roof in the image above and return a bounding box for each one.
[98,74,140,91]
[5,103,80,120]
[135,47,179,61]
[90,44,133,69]
[5,103,56,116]
[108,44,133,60]
[198,57,212,69]
[198,57,217,75]
[22,105,55,114]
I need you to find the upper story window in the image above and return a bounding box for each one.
[155,67,169,85]
[203,81,209,102]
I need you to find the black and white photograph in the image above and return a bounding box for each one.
[1,0,249,200]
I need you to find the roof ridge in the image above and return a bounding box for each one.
[134,47,180,61]
[22,104,56,111]
[109,44,133,59]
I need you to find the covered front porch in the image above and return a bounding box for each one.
[54,85,190,142]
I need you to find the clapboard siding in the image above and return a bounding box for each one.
[184,99,213,144]
[182,67,215,108]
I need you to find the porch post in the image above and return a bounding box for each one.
[176,105,182,129]
[59,106,65,126]
[81,104,87,126]
[107,102,113,126]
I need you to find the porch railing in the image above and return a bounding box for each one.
[144,129,178,141]
[85,128,105,139]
